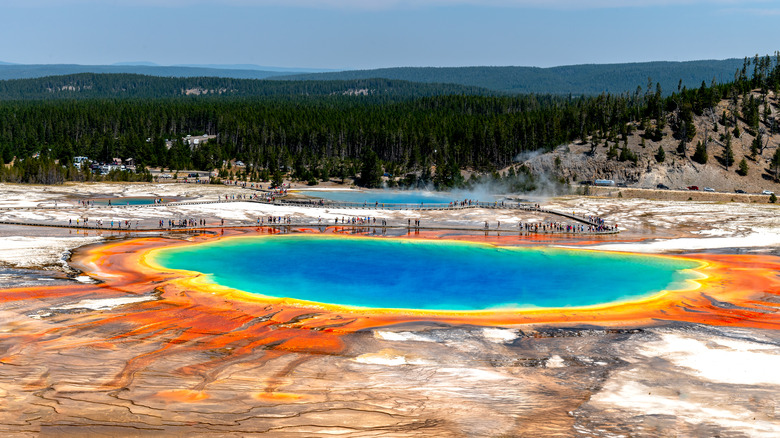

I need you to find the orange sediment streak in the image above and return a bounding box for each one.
[156,389,210,403]
[1,227,779,400]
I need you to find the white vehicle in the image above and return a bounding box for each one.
[762,190,774,195]
[73,156,89,168]
[703,187,715,192]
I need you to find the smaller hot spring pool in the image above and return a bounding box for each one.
[88,197,180,206]
[295,189,496,205]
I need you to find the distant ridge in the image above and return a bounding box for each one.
[0,64,295,81]
[108,61,333,73]
[174,64,334,73]
[112,61,159,67]
[273,59,747,95]
[0,58,749,95]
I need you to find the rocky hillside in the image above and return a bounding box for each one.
[522,90,780,194]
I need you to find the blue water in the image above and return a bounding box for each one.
[91,197,178,206]
[151,236,701,311]
[295,189,480,205]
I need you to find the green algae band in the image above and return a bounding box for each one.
[152,236,702,310]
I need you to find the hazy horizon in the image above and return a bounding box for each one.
[0,57,756,73]
[2,1,778,70]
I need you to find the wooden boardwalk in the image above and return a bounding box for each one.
[0,196,618,234]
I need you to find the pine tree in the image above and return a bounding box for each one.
[751,130,763,159]
[619,146,638,163]
[737,158,749,176]
[338,166,348,184]
[358,149,383,188]
[692,141,708,164]
[272,168,284,188]
[434,158,464,189]
[655,145,666,163]
[607,143,619,160]
[677,138,687,156]
[770,148,780,181]
[722,133,735,169]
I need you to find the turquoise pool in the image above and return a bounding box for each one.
[295,190,486,205]
[152,235,701,311]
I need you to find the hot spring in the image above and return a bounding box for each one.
[90,197,179,206]
[294,189,491,205]
[150,235,703,311]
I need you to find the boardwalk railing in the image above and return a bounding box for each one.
[0,196,617,233]
[260,199,535,211]
[259,199,610,228]
[0,219,620,235]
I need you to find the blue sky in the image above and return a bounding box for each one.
[2,0,779,69]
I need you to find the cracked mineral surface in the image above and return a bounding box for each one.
[0,182,778,437]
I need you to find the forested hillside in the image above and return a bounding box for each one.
[0,93,600,172]
[275,59,748,95]
[1,55,779,190]
[0,74,493,100]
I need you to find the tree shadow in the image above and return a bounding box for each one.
[713,154,732,169]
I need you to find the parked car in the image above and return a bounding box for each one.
[656,184,670,190]
[735,189,746,194]
[616,182,627,187]
[762,190,775,195]
[687,186,699,191]
[703,187,715,192]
